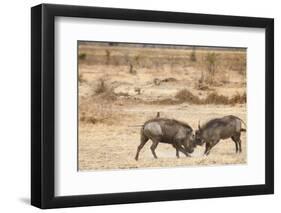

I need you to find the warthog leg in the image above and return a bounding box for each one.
[231,136,239,153]
[175,143,190,157]
[231,135,242,153]
[204,142,211,155]
[172,144,180,158]
[176,149,179,158]
[238,138,242,153]
[150,140,159,159]
[135,133,149,161]
[204,140,219,155]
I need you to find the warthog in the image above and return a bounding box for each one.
[135,118,195,161]
[195,115,246,155]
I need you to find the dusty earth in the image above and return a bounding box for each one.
[79,104,246,171]
[78,42,247,171]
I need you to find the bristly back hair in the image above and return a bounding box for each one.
[145,117,193,131]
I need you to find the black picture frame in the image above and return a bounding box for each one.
[31,3,274,209]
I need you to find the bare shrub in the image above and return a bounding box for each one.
[199,70,205,86]
[203,91,246,105]
[153,78,161,86]
[98,90,117,101]
[204,92,229,105]
[129,64,137,75]
[205,52,219,84]
[196,81,211,91]
[134,87,141,95]
[151,89,246,105]
[229,92,247,105]
[95,79,107,94]
[229,54,246,75]
[79,53,87,60]
[134,54,141,67]
[190,47,197,62]
[78,74,86,84]
[93,79,117,101]
[175,89,201,104]
[105,50,111,65]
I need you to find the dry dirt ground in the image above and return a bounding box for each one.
[79,104,246,171]
[78,42,247,171]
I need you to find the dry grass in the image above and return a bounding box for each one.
[150,98,181,105]
[79,98,114,124]
[175,89,201,104]
[229,92,247,105]
[204,92,229,105]
[150,89,246,106]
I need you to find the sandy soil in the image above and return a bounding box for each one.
[78,103,246,171]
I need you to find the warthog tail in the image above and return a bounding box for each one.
[239,119,247,128]
[232,115,247,130]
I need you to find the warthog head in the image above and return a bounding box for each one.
[194,121,205,146]
[184,133,196,153]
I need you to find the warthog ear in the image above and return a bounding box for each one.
[198,121,201,130]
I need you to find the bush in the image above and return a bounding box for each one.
[229,92,247,105]
[150,98,181,105]
[129,64,137,75]
[79,53,87,60]
[153,78,161,86]
[152,89,246,105]
[78,74,86,84]
[95,79,107,94]
[205,52,219,84]
[105,50,111,65]
[99,90,117,101]
[190,47,197,62]
[204,92,229,105]
[175,89,201,104]
[93,79,117,101]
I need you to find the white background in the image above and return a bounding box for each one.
[55,18,265,196]
[0,0,279,212]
